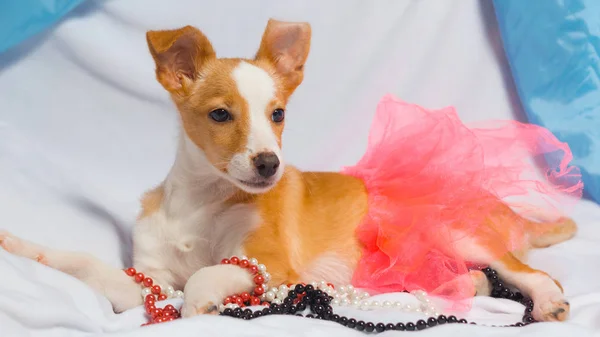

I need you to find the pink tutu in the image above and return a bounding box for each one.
[341,95,583,310]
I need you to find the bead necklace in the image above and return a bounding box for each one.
[123,257,536,331]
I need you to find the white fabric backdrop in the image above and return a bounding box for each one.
[0,0,599,336]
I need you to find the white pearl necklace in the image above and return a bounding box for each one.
[261,280,440,316]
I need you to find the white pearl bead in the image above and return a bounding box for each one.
[265,291,276,301]
[165,286,175,298]
[174,290,184,298]
[359,301,370,310]
[394,302,403,309]
[383,301,392,308]
[258,264,266,272]
[249,258,258,266]
[263,272,271,282]
[341,298,350,306]
[270,287,278,293]
[347,285,354,292]
[219,304,226,312]
[310,281,318,287]
[277,290,287,299]
[241,256,248,261]
[352,299,360,306]
[279,285,289,293]
[370,301,380,308]
[319,281,328,289]
[272,298,282,305]
[339,286,347,294]
[332,299,340,305]
[403,304,413,311]
[415,308,422,313]
[141,288,152,297]
[361,292,370,299]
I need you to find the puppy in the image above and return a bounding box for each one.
[0,19,575,322]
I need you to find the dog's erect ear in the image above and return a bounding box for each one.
[255,19,311,96]
[146,26,216,93]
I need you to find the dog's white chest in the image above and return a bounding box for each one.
[132,200,260,289]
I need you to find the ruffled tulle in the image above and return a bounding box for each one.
[342,95,583,310]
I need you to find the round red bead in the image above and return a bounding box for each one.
[250,296,261,305]
[223,296,233,305]
[253,285,265,296]
[151,285,162,295]
[253,275,265,285]
[239,259,249,268]
[142,277,153,287]
[158,294,167,301]
[249,265,259,274]
[166,317,175,322]
[230,257,239,265]
[145,294,155,302]
[221,258,231,264]
[151,308,163,318]
[262,302,270,306]
[164,304,175,311]
[235,297,244,306]
[240,292,250,302]
[125,268,136,276]
[145,304,156,314]
[327,283,335,288]
[134,273,145,283]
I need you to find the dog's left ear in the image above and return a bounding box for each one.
[255,19,311,96]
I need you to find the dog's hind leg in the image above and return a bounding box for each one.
[0,230,142,312]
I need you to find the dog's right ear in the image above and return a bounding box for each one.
[146,26,216,93]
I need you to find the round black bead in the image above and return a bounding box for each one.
[304,285,314,292]
[405,322,416,331]
[297,303,306,311]
[253,311,263,318]
[427,317,438,327]
[345,318,356,328]
[395,323,406,331]
[416,320,427,330]
[515,322,524,327]
[306,314,314,318]
[459,319,468,324]
[332,314,340,322]
[288,290,297,298]
[514,292,524,302]
[356,321,366,331]
[233,310,242,318]
[294,284,305,293]
[524,300,534,308]
[233,308,243,314]
[482,267,492,274]
[501,288,511,298]
[437,315,447,324]
[365,322,375,332]
[223,308,233,316]
[494,282,504,290]
[375,323,386,332]
[523,315,534,323]
[386,323,396,331]
[525,307,533,313]
[447,315,458,323]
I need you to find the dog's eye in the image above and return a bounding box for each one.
[209,109,232,123]
[271,109,285,123]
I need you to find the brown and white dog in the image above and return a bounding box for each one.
[0,19,576,322]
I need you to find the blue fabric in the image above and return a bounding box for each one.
[493,0,600,203]
[0,0,86,54]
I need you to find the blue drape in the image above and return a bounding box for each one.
[494,0,600,203]
[0,0,87,54]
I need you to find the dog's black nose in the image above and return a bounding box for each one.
[253,152,280,178]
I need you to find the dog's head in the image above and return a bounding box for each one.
[146,19,311,193]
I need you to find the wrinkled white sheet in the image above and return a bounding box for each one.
[0,0,599,336]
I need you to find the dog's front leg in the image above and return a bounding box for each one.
[180,264,255,317]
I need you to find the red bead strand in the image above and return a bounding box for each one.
[123,256,270,326]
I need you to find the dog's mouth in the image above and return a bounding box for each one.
[237,179,274,189]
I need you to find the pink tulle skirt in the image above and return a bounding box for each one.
[341,95,583,310]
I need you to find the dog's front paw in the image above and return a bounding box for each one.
[0,230,48,264]
[180,264,255,318]
[533,293,570,322]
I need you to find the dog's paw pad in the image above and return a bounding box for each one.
[535,297,570,322]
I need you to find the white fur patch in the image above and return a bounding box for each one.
[227,62,284,189]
